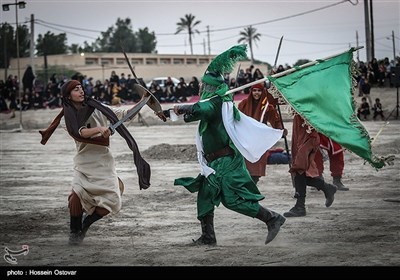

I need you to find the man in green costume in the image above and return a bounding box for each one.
[172,45,286,245]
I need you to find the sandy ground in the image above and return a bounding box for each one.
[0,87,399,273]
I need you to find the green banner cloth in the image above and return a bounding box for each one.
[268,49,387,169]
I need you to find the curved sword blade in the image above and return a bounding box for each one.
[109,95,151,134]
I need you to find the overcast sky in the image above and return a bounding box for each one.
[1,0,399,66]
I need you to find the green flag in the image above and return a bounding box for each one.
[268,48,389,169]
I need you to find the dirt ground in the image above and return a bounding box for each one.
[0,87,399,273]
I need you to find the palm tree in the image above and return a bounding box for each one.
[175,14,201,55]
[238,25,261,64]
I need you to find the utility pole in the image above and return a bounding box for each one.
[356,31,360,65]
[364,0,371,62]
[30,14,34,73]
[369,0,375,59]
[43,37,48,84]
[3,28,7,81]
[207,25,210,55]
[2,0,27,130]
[392,30,396,62]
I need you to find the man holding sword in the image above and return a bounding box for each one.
[39,79,160,245]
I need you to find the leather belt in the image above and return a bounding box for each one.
[205,146,234,162]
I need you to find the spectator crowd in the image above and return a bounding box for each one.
[1,56,399,120]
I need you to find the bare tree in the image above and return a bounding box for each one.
[175,14,201,55]
[238,26,261,64]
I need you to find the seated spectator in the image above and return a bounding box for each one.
[266,148,291,165]
[21,93,32,111]
[0,94,8,112]
[188,76,200,96]
[47,92,61,109]
[33,92,44,109]
[175,77,188,103]
[150,83,166,103]
[372,98,385,120]
[111,84,121,106]
[164,77,176,103]
[98,92,110,105]
[357,97,370,120]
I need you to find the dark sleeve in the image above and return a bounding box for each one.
[183,97,222,123]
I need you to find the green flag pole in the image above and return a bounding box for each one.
[271,46,363,79]
[225,46,364,96]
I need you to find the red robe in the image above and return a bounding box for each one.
[315,133,345,177]
[289,114,320,177]
[318,133,344,154]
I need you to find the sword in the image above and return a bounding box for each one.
[108,95,151,135]
[273,36,283,72]
[234,63,241,88]
[271,36,291,165]
[268,36,295,187]
[121,46,139,82]
[273,53,295,189]
[120,43,167,122]
[231,64,242,100]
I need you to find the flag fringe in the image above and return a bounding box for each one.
[269,56,393,169]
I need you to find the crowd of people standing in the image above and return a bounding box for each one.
[1,55,398,120]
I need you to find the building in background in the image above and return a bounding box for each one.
[2,53,263,84]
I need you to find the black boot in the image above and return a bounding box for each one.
[285,173,307,217]
[80,213,103,241]
[192,218,206,244]
[256,206,286,244]
[333,176,349,191]
[284,196,306,217]
[69,215,82,245]
[307,176,337,207]
[192,215,217,246]
[318,182,337,207]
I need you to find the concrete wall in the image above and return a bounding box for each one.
[1,53,269,84]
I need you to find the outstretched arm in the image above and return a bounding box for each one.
[80,126,111,139]
[173,104,194,115]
